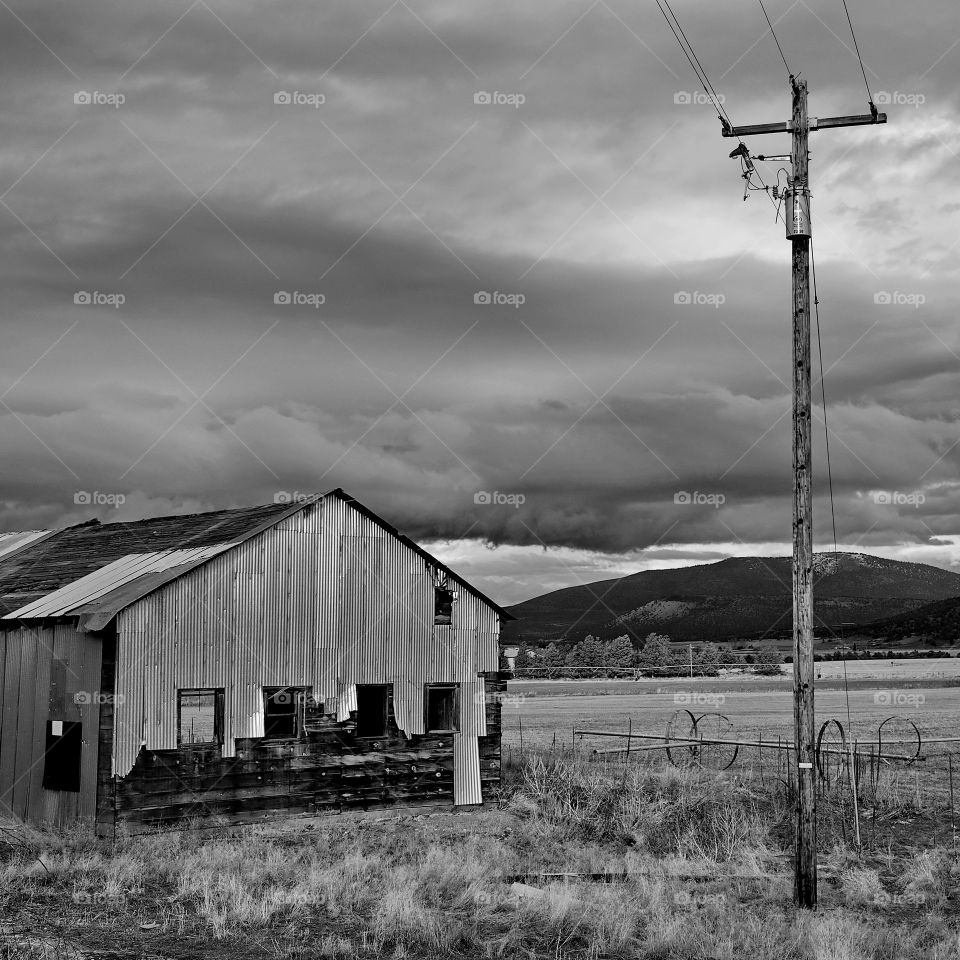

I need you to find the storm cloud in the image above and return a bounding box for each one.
[1,0,959,602]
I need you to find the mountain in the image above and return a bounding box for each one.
[501,553,960,645]
[861,595,960,644]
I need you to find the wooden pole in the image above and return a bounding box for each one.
[791,75,817,910]
[718,73,885,911]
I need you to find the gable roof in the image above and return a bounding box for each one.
[0,490,512,627]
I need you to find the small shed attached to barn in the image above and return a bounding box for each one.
[0,489,512,834]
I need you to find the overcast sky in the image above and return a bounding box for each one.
[1,0,958,604]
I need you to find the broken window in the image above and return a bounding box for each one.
[434,585,455,624]
[425,684,458,732]
[263,687,306,739]
[42,720,82,792]
[177,689,224,746]
[355,684,388,738]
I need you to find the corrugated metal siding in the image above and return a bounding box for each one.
[112,497,501,803]
[453,678,485,804]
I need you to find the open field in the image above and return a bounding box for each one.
[4,751,960,959]
[3,662,960,958]
[502,684,960,746]
[503,660,960,749]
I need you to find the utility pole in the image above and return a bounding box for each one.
[721,77,886,909]
[789,76,817,913]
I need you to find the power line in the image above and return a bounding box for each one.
[810,239,855,737]
[654,0,780,216]
[654,0,729,126]
[840,0,875,107]
[758,0,792,77]
[810,243,837,559]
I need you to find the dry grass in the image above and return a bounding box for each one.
[0,750,958,958]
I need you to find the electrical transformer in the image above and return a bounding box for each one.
[785,187,811,239]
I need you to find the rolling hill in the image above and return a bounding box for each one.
[502,553,960,645]
[860,594,960,644]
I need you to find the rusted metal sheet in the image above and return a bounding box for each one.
[0,531,51,562]
[112,494,503,802]
[4,546,235,620]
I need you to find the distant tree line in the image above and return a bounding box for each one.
[512,632,783,679]
[788,648,957,663]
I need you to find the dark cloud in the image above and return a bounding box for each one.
[1,0,959,600]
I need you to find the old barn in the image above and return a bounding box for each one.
[0,489,511,834]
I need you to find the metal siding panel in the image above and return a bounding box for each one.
[31,624,103,827]
[0,629,21,817]
[453,680,484,805]
[44,628,69,827]
[475,676,487,737]
[113,611,145,777]
[77,628,103,824]
[25,627,54,822]
[453,733,482,805]
[11,628,39,819]
[340,535,363,683]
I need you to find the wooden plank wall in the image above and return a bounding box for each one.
[478,677,504,796]
[113,677,504,832]
[0,624,102,828]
